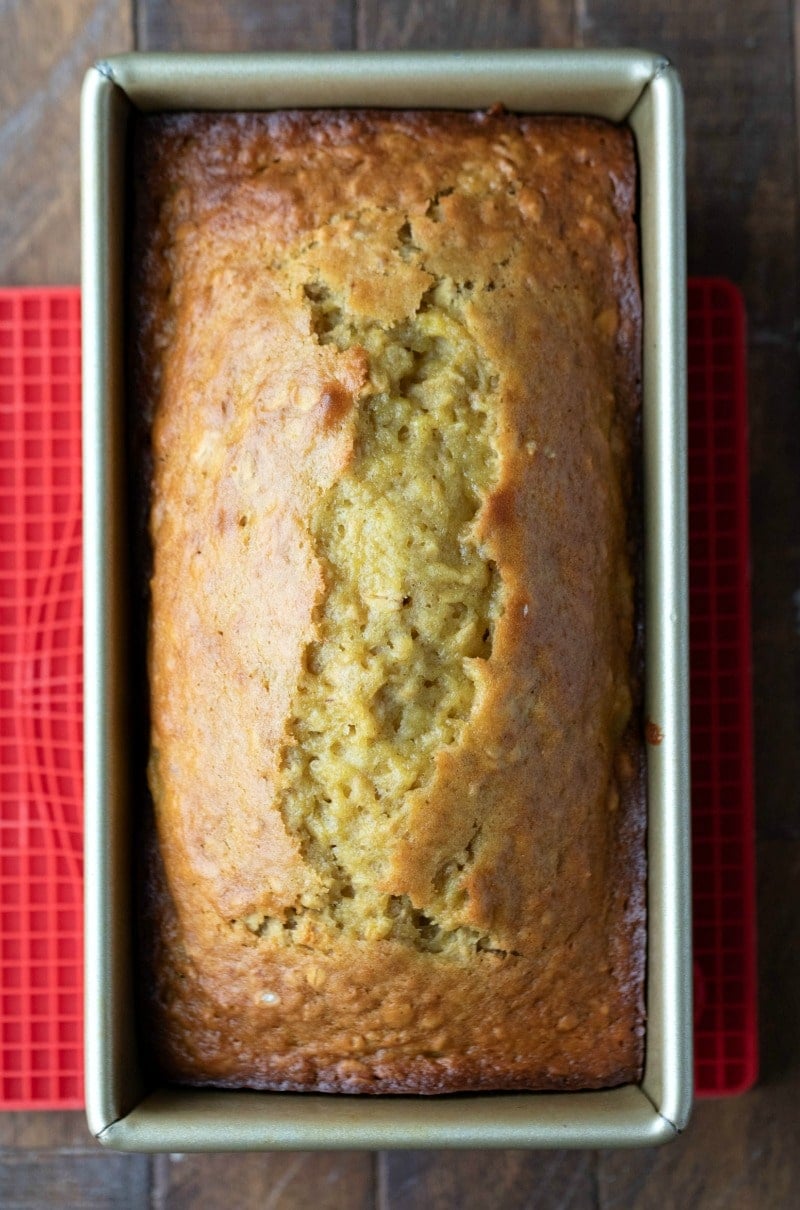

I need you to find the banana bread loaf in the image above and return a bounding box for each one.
[133,109,645,1093]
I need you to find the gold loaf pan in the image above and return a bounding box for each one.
[81,49,691,1151]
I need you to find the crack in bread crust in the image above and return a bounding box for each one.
[242,277,504,953]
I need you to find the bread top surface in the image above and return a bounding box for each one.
[134,109,645,1093]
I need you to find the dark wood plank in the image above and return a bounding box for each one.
[598,1100,798,1210]
[151,1151,374,1210]
[357,0,573,49]
[0,1150,150,1209]
[796,0,800,187]
[137,0,355,51]
[748,341,800,841]
[379,1150,597,1210]
[598,1095,800,1210]
[754,839,800,1113]
[598,840,800,1209]
[0,0,133,284]
[0,1112,95,1151]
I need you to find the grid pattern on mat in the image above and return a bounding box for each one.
[0,288,83,1109]
[0,280,757,1109]
[688,278,758,1097]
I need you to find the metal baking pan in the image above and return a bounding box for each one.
[81,50,691,1150]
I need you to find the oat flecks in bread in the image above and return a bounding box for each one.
[135,109,645,1094]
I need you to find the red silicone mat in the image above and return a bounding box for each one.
[0,281,756,1110]
[688,278,758,1096]
[0,288,83,1109]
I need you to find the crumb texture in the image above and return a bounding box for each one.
[270,284,501,949]
[135,109,645,1095]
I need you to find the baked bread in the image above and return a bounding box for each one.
[133,109,645,1094]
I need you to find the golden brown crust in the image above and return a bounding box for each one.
[134,109,644,1094]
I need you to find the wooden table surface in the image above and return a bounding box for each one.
[2,1,798,1207]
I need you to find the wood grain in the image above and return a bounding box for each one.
[598,1101,798,1210]
[0,1149,150,1209]
[0,0,133,284]
[796,0,800,188]
[151,1151,374,1210]
[137,0,355,51]
[0,1111,95,1151]
[379,1150,597,1210]
[357,0,573,49]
